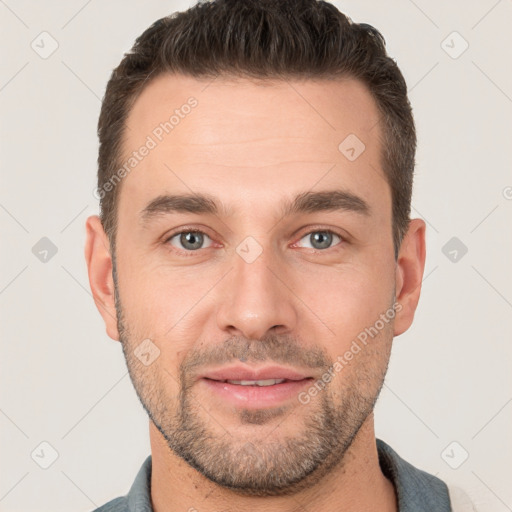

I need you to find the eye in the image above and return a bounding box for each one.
[166,230,213,251]
[295,230,343,251]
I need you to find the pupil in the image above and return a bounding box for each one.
[181,232,203,250]
[311,231,331,249]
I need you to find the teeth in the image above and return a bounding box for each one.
[226,379,286,386]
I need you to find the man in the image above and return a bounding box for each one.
[85,0,476,510]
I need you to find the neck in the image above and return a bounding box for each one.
[149,413,397,512]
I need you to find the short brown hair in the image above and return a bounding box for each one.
[97,0,415,258]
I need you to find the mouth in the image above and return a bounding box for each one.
[198,366,315,409]
[203,377,311,386]
[199,364,313,383]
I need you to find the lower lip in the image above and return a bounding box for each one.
[200,378,313,409]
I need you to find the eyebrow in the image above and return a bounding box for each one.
[140,189,370,224]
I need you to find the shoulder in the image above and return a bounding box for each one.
[90,496,128,511]
[447,484,480,512]
[377,439,480,512]
[89,455,153,512]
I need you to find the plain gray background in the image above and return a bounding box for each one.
[1,1,511,511]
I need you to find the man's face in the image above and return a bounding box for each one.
[108,74,400,495]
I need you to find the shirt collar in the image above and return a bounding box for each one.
[126,454,153,511]
[377,438,451,511]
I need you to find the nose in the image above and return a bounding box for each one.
[215,242,298,341]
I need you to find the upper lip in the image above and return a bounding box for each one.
[200,365,312,382]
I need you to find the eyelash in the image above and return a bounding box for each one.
[164,227,346,255]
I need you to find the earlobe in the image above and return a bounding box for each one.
[84,215,120,341]
[393,219,426,337]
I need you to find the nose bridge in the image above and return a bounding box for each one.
[215,237,297,339]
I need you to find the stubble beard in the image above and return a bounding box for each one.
[113,275,392,496]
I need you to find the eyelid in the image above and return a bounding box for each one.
[163,225,215,242]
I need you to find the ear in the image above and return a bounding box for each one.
[84,215,120,341]
[393,219,426,336]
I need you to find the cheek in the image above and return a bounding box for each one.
[116,261,217,363]
[117,258,199,321]
[299,263,396,344]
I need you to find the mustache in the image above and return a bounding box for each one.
[180,334,332,378]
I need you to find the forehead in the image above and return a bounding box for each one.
[118,73,388,221]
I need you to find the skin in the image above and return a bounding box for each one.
[85,73,426,512]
